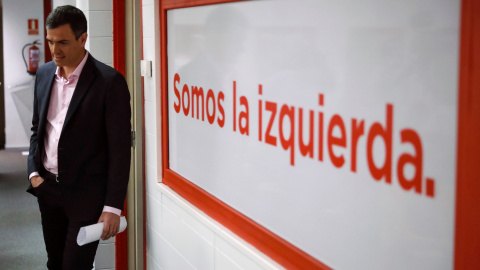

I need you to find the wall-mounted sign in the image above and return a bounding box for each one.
[28,19,38,35]
[165,0,460,269]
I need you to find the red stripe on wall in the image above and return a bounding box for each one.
[454,0,480,269]
[43,0,51,63]
[113,0,126,77]
[113,0,128,269]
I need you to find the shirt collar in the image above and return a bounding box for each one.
[55,51,89,82]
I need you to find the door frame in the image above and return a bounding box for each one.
[117,0,145,269]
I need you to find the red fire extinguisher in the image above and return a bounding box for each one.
[22,40,41,75]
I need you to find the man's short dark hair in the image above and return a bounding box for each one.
[46,5,87,39]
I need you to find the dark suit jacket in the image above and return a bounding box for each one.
[27,53,131,211]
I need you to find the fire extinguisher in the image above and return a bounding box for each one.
[22,40,41,75]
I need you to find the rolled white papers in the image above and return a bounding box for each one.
[77,216,127,246]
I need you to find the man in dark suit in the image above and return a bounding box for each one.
[27,5,131,270]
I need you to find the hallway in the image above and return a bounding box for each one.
[0,150,46,269]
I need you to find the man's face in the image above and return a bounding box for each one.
[46,24,87,69]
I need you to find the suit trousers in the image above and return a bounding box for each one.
[35,172,105,270]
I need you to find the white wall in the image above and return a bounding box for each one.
[142,0,282,269]
[2,0,45,149]
[52,0,76,7]
[75,0,113,67]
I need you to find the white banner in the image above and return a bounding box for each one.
[167,0,460,269]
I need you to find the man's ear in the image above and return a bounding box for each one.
[80,32,88,45]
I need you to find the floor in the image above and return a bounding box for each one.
[0,150,47,269]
